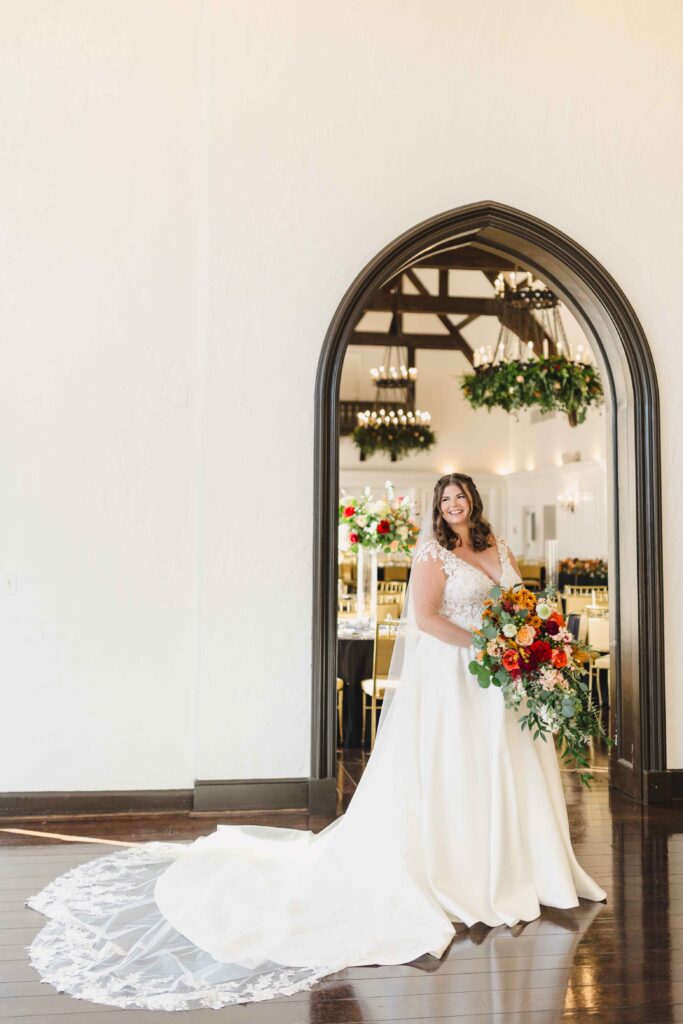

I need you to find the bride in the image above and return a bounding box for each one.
[28,472,606,1011]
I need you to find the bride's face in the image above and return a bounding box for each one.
[440,483,471,529]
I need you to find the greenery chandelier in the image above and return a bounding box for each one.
[461,272,604,426]
[353,406,436,462]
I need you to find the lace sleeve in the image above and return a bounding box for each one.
[414,539,447,566]
[495,536,521,582]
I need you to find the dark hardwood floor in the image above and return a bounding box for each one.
[1,747,682,1023]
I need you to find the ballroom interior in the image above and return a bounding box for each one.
[2,2,683,1022]
[335,252,612,790]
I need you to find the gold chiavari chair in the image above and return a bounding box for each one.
[337,597,357,615]
[564,593,594,617]
[336,677,344,744]
[383,565,409,582]
[375,599,401,620]
[517,560,543,591]
[377,581,407,615]
[587,614,610,705]
[377,580,406,595]
[360,620,400,749]
[563,584,608,618]
[339,561,356,588]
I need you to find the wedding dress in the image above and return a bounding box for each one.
[28,534,606,1011]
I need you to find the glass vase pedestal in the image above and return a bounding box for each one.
[356,547,379,624]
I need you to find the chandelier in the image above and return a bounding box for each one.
[369,285,418,387]
[353,282,435,460]
[461,271,603,426]
[472,271,592,368]
[357,406,432,430]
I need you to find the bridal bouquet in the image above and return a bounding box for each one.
[468,584,609,785]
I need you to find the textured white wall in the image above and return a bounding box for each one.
[0,2,203,789]
[2,0,683,789]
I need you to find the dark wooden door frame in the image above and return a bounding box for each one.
[312,201,666,810]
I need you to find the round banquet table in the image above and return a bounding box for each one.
[336,636,374,748]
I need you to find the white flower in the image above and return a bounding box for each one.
[536,602,551,619]
[503,623,517,637]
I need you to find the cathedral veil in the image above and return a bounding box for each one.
[377,508,436,730]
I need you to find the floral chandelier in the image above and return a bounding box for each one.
[352,284,436,461]
[461,271,603,426]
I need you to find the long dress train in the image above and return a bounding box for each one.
[27,536,606,1011]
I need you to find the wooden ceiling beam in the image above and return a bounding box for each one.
[406,249,516,272]
[404,268,475,365]
[351,330,475,353]
[367,292,499,316]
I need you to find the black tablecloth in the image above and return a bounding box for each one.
[558,572,608,590]
[337,637,373,748]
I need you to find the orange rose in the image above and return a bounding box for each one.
[502,649,520,672]
[552,648,568,668]
[549,610,565,628]
[516,624,536,647]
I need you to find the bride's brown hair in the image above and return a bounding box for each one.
[432,473,494,551]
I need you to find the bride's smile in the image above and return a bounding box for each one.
[441,488,469,525]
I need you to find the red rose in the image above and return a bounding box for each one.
[377,519,391,535]
[543,618,560,636]
[518,649,539,673]
[349,532,359,543]
[502,600,514,613]
[530,639,552,663]
[343,506,355,518]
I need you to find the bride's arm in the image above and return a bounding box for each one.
[501,538,522,578]
[411,556,473,647]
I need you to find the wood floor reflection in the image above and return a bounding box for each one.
[1,757,682,1022]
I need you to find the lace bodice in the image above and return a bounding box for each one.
[415,536,521,631]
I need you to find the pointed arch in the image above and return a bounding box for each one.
[311,201,665,809]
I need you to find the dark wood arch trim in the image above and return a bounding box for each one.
[312,201,665,808]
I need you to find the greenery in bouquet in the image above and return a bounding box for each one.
[559,557,608,580]
[468,583,610,785]
[460,356,603,426]
[338,483,419,555]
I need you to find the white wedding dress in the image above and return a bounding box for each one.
[28,536,606,1011]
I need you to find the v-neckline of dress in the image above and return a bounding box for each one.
[449,538,504,588]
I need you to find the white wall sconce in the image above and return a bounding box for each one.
[557,491,577,513]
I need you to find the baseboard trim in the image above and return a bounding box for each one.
[0,777,339,819]
[0,789,193,817]
[193,777,336,815]
[643,770,683,803]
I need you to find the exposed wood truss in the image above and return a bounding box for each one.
[356,244,556,360]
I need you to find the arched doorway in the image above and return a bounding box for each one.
[311,201,664,812]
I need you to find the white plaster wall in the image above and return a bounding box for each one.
[2,0,683,788]
[0,2,202,789]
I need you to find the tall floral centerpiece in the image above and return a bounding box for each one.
[339,482,419,619]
